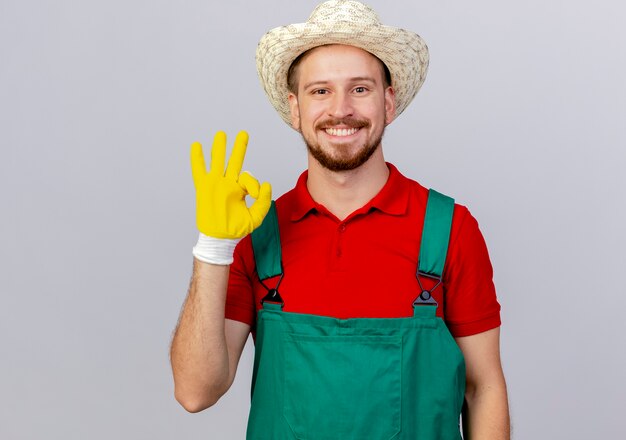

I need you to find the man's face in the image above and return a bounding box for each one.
[288,44,395,172]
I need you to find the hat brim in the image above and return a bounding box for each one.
[256,21,429,126]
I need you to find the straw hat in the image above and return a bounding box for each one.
[256,0,429,126]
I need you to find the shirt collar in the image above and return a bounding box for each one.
[289,163,410,222]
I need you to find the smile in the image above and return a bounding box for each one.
[324,127,360,137]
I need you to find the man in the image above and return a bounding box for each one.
[170,1,509,438]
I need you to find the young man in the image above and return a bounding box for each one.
[171,1,510,438]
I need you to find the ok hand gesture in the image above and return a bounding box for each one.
[191,131,272,239]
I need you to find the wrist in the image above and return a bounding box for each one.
[192,233,241,265]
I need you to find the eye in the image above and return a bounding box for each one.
[354,86,367,93]
[312,89,328,95]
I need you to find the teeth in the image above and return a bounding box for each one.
[325,127,358,137]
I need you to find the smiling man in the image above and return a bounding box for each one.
[288,44,394,173]
[170,1,510,439]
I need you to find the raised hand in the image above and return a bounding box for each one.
[191,131,272,239]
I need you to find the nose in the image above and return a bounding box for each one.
[328,91,354,119]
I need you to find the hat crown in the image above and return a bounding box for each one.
[308,0,381,25]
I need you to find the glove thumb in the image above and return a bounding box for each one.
[248,182,272,230]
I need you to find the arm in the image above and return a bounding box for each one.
[170,131,271,412]
[456,327,510,439]
[170,259,251,412]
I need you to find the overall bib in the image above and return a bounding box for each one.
[246,190,466,440]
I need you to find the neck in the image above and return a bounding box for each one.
[306,147,389,221]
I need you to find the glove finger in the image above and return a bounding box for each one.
[225,131,248,179]
[209,131,227,176]
[239,171,260,199]
[248,182,272,229]
[190,142,207,185]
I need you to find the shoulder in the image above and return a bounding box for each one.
[391,163,473,229]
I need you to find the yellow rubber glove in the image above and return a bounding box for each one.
[191,131,272,239]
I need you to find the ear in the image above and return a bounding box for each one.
[384,86,396,125]
[288,92,301,130]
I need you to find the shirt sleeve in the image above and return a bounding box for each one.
[443,205,502,337]
[225,235,256,327]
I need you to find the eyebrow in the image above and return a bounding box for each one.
[302,76,378,90]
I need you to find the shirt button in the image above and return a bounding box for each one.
[336,248,342,257]
[339,224,347,232]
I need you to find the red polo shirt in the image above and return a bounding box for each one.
[225,163,501,337]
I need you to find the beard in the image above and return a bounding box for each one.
[300,116,385,172]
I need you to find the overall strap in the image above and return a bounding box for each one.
[414,189,455,310]
[418,189,455,278]
[250,201,284,307]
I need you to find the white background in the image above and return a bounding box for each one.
[1,0,624,438]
